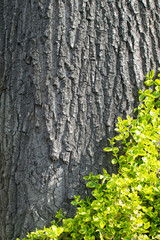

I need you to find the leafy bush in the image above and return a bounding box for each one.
[18,70,160,239]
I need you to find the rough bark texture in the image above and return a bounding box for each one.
[0,0,160,239]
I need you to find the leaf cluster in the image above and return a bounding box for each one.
[18,70,160,240]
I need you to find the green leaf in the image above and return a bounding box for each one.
[114,134,123,141]
[130,127,137,133]
[112,159,118,164]
[103,168,108,175]
[139,94,145,101]
[134,108,138,113]
[83,176,89,180]
[86,181,97,188]
[79,226,87,234]
[149,69,154,78]
[144,80,154,86]
[139,89,143,94]
[71,200,78,206]
[55,209,63,219]
[100,220,105,229]
[144,222,151,229]
[153,91,160,98]
[127,115,132,124]
[155,79,160,86]
[144,89,152,94]
[112,147,119,154]
[146,73,149,79]
[103,147,112,152]
[108,138,115,145]
[124,132,129,139]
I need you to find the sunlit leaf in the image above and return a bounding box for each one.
[144,80,154,86]
[103,147,113,152]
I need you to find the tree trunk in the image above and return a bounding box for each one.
[0,0,160,239]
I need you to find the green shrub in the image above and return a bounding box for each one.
[18,69,160,240]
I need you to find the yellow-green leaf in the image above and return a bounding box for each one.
[103,147,112,152]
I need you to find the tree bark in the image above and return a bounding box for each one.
[0,0,160,239]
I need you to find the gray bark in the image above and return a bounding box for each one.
[0,0,160,239]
